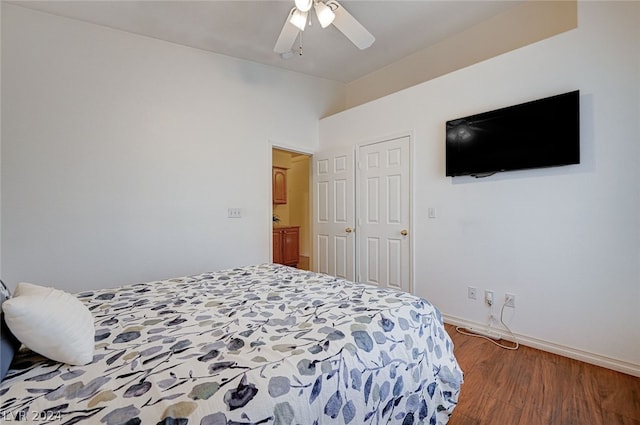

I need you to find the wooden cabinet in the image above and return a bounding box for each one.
[273,226,299,267]
[272,167,287,204]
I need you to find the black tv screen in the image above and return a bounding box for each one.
[446,90,580,177]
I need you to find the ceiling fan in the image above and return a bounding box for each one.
[274,0,375,55]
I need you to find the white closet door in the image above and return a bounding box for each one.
[312,148,356,281]
[357,136,411,292]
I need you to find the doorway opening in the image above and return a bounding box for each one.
[272,147,312,271]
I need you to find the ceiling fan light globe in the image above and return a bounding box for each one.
[315,2,335,28]
[289,9,308,31]
[295,0,313,13]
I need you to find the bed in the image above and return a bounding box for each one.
[0,264,462,424]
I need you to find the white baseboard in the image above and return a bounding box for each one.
[443,314,640,377]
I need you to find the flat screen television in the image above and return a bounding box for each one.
[445,90,580,177]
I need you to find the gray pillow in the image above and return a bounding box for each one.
[1,279,21,381]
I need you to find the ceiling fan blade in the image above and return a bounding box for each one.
[274,8,301,54]
[326,0,375,50]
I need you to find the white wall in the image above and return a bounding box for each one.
[1,4,344,291]
[320,1,640,372]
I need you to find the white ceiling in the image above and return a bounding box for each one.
[11,0,523,83]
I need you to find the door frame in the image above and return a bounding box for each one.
[268,141,314,268]
[355,132,414,293]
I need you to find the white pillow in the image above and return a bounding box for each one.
[3,282,95,365]
[12,281,50,298]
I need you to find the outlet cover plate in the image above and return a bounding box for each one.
[468,286,477,300]
[505,293,516,308]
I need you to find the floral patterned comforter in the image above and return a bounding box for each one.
[0,264,463,424]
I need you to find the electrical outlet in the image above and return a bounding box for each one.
[485,290,494,306]
[467,286,477,300]
[227,208,242,218]
[505,293,516,308]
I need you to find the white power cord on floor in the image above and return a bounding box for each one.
[456,300,520,350]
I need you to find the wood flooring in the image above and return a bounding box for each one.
[297,255,310,271]
[444,324,640,425]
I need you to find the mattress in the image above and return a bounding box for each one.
[0,264,463,424]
